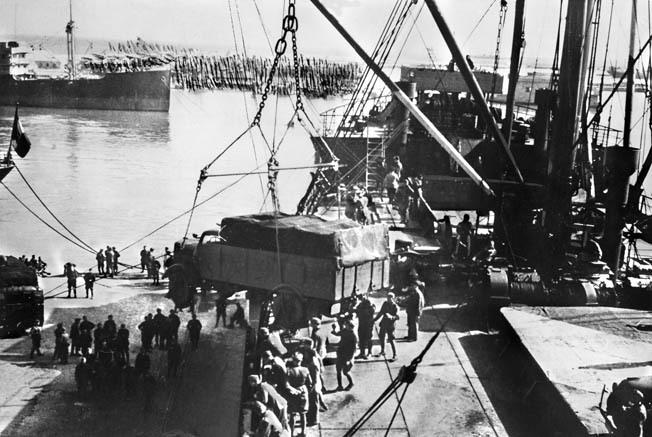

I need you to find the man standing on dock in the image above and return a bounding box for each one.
[404,272,425,342]
[354,296,375,359]
[187,313,202,350]
[105,246,114,278]
[83,269,95,299]
[140,246,149,273]
[331,319,357,391]
[65,263,79,298]
[95,249,105,276]
[374,292,399,361]
[112,247,120,275]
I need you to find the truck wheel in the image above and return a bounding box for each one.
[165,264,194,310]
[269,284,306,331]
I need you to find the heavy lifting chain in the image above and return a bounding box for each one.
[251,0,301,128]
[268,156,280,212]
[256,0,302,213]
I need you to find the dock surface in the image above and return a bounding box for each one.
[501,306,652,436]
[306,291,510,437]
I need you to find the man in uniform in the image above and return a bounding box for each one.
[249,400,290,437]
[95,249,105,276]
[404,272,425,341]
[187,313,202,350]
[75,357,90,396]
[70,318,81,356]
[105,246,114,277]
[374,292,399,361]
[29,322,43,359]
[248,374,290,433]
[309,318,327,360]
[65,263,79,298]
[112,246,120,274]
[455,213,474,259]
[354,296,375,359]
[104,315,117,339]
[331,319,357,391]
[117,323,130,363]
[215,294,228,328]
[152,308,167,349]
[140,246,149,273]
[168,309,181,342]
[138,314,155,351]
[83,269,96,299]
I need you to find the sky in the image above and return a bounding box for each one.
[0,0,644,69]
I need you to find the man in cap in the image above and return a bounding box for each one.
[309,318,328,360]
[83,269,96,299]
[404,271,425,341]
[70,318,81,356]
[331,319,357,391]
[261,350,288,394]
[249,400,290,437]
[354,296,376,359]
[248,374,289,433]
[374,292,399,361]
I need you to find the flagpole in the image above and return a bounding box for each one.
[5,105,18,161]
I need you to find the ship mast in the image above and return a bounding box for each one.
[65,0,76,80]
[503,0,526,141]
[601,0,639,275]
[544,0,593,265]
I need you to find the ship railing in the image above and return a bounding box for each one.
[590,124,622,148]
[320,93,392,137]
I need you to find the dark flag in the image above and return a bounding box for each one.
[11,107,31,158]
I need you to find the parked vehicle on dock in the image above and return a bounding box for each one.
[166,213,390,330]
[0,255,44,337]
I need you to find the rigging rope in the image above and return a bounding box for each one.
[1,182,95,255]
[461,0,499,49]
[231,0,267,199]
[126,162,266,253]
[13,164,96,253]
[344,301,465,436]
[549,0,565,90]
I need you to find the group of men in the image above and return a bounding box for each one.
[244,275,425,437]
[140,246,165,285]
[95,246,121,277]
[136,308,182,352]
[17,254,49,276]
[29,308,204,415]
[247,329,328,437]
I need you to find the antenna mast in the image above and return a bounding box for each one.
[65,0,76,80]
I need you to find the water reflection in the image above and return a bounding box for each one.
[0,105,171,144]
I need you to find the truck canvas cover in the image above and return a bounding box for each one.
[219,213,389,267]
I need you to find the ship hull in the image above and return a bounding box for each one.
[0,69,171,112]
[0,164,12,182]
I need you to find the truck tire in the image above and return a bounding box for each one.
[164,264,195,310]
[269,284,306,331]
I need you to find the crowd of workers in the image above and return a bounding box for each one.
[243,271,425,437]
[27,306,206,414]
[343,153,477,260]
[60,245,174,300]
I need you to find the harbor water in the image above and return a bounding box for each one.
[2,87,652,280]
[0,89,344,275]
